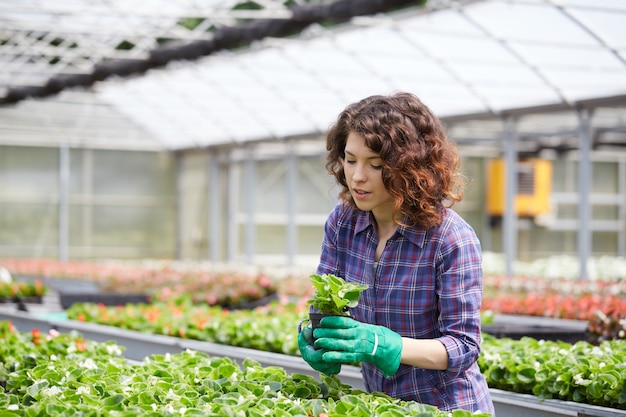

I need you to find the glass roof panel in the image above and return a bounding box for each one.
[553,0,626,11]
[406,32,520,64]
[3,0,625,150]
[467,1,600,45]
[543,67,626,101]
[398,8,486,36]
[512,43,623,68]
[569,7,626,49]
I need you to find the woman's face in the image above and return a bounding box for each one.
[342,132,394,218]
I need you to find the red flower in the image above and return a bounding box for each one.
[74,338,86,352]
[31,328,42,345]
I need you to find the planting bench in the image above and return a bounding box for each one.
[1,309,624,417]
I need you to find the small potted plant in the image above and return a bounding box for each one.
[306,273,368,330]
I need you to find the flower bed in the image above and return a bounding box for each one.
[0,279,46,303]
[482,275,626,321]
[3,254,626,321]
[67,298,305,355]
[479,334,626,409]
[1,258,279,309]
[64,299,626,410]
[4,254,626,344]
[0,321,475,417]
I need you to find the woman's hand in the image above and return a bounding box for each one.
[297,324,342,376]
[314,316,402,377]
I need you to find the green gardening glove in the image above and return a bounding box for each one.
[314,316,403,377]
[297,324,342,376]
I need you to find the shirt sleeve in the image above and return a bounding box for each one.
[433,218,484,376]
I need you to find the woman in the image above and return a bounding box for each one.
[298,92,495,415]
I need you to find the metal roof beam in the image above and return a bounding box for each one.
[0,0,424,105]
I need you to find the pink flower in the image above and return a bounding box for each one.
[47,328,60,340]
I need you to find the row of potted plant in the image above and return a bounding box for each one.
[481,252,626,281]
[0,321,469,417]
[5,252,626,295]
[3,255,626,319]
[57,274,626,344]
[5,277,624,327]
[0,280,47,302]
[67,297,304,356]
[0,258,278,309]
[479,334,626,409]
[4,272,626,412]
[5,252,625,282]
[481,292,626,321]
[64,302,626,408]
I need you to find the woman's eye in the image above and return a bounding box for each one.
[345,160,356,165]
[371,165,383,170]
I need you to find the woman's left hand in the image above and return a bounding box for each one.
[314,316,403,377]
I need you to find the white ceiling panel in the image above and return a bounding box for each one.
[1,0,625,150]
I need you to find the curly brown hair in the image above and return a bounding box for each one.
[326,92,466,229]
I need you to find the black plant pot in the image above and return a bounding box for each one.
[222,292,278,311]
[309,312,348,330]
[482,323,587,344]
[0,297,42,304]
[59,292,150,310]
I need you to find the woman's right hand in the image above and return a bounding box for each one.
[298,324,342,376]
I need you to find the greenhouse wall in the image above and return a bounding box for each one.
[0,145,177,260]
[1,142,625,265]
[176,141,625,265]
[484,156,626,260]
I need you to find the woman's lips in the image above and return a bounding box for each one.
[352,188,369,199]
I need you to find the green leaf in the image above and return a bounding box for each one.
[516,367,536,384]
[26,380,49,397]
[103,393,125,407]
[138,391,155,404]
[45,403,67,415]
[588,381,604,399]
[599,371,620,389]
[307,274,368,315]
[449,411,472,417]
[374,405,408,417]
[293,386,311,398]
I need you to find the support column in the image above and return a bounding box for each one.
[577,108,592,279]
[208,151,220,263]
[174,153,183,260]
[286,142,298,266]
[227,149,239,263]
[81,149,93,259]
[58,144,70,261]
[619,159,625,257]
[502,117,518,277]
[245,146,256,264]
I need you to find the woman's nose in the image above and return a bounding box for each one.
[352,163,366,182]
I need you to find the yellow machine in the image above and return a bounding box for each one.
[486,158,552,218]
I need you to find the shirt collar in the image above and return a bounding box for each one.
[354,210,427,249]
[354,209,373,235]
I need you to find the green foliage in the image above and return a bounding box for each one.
[0,322,465,416]
[307,273,369,315]
[67,300,302,356]
[64,295,626,411]
[0,280,47,299]
[479,333,626,409]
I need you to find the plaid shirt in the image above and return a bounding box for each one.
[317,202,495,415]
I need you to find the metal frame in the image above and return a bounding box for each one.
[2,0,626,275]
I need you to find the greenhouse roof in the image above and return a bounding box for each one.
[1,0,626,150]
